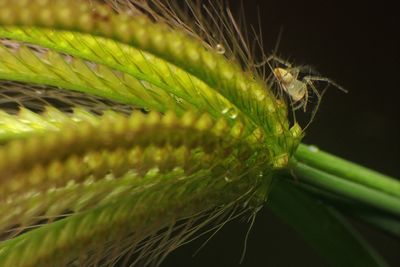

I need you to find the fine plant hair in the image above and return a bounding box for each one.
[0,0,306,266]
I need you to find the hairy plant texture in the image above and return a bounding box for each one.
[0,0,303,266]
[1,1,399,267]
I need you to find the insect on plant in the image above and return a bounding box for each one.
[265,54,348,129]
[1,1,397,267]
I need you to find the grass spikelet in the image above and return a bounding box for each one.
[0,0,304,266]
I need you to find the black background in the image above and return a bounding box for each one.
[162,0,400,266]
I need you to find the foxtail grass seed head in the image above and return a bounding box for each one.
[0,0,348,266]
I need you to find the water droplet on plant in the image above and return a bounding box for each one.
[221,107,238,119]
[224,176,232,182]
[215,44,225,54]
[308,145,319,152]
[228,109,238,119]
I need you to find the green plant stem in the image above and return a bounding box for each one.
[289,159,400,217]
[289,144,400,218]
[295,144,400,198]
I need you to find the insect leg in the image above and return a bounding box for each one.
[266,54,293,68]
[303,76,348,93]
[303,79,325,130]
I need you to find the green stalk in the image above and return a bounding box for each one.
[289,158,400,217]
[271,143,400,261]
[0,1,398,266]
[288,144,400,218]
[295,144,400,198]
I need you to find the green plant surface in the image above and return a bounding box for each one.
[0,1,398,267]
[289,156,400,217]
[269,178,389,267]
[0,0,302,162]
[295,144,400,198]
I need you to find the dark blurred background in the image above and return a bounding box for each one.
[162,0,400,266]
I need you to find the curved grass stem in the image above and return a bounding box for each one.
[289,159,400,217]
[294,144,400,198]
[288,143,400,219]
